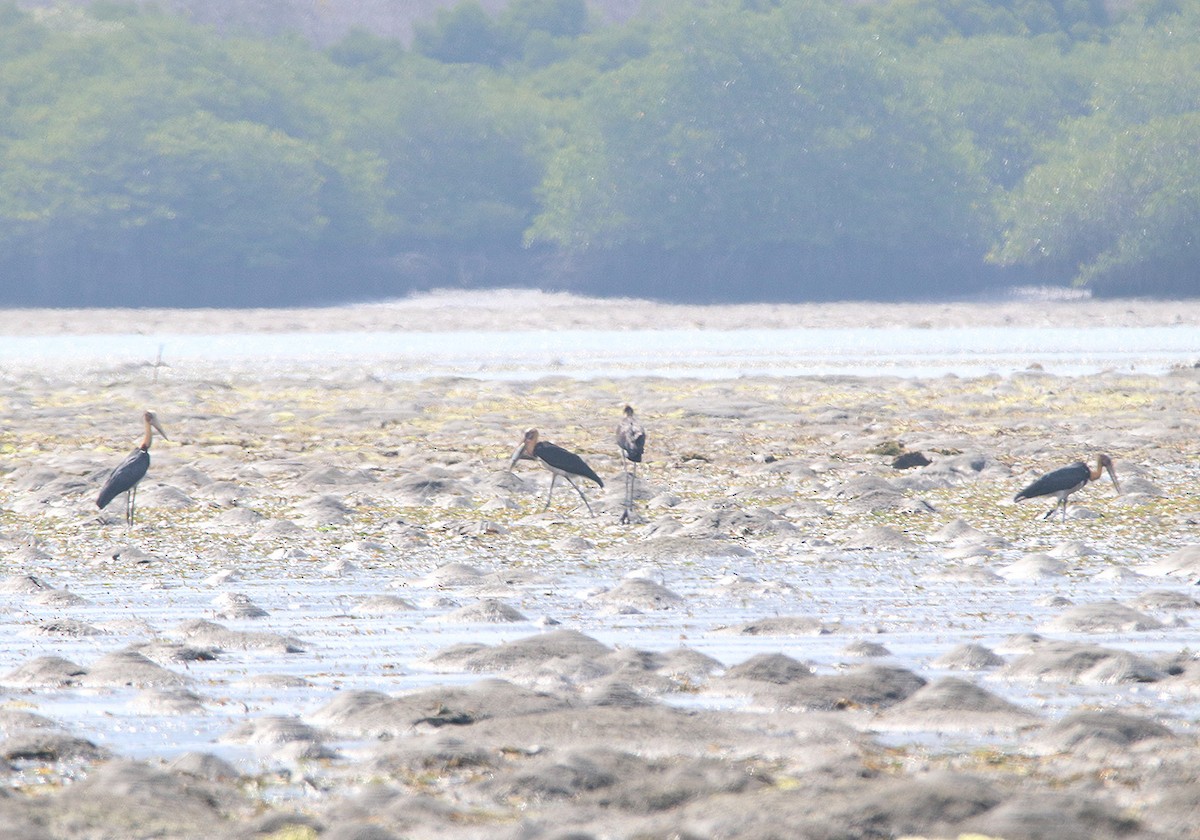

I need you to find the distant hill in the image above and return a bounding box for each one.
[16,0,644,45]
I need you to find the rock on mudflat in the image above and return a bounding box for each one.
[1146,544,1200,577]
[932,643,1005,670]
[718,615,842,636]
[130,641,219,665]
[424,629,611,673]
[211,592,269,619]
[432,598,528,624]
[45,759,229,837]
[480,745,769,812]
[30,588,90,607]
[774,665,926,712]
[176,619,304,653]
[841,640,891,658]
[842,525,914,549]
[418,562,484,587]
[998,553,1068,580]
[608,536,755,560]
[168,751,241,782]
[79,650,191,688]
[1028,709,1173,756]
[592,578,684,611]
[220,714,325,746]
[644,769,1004,840]
[1041,601,1165,633]
[0,574,55,593]
[2,656,87,688]
[723,653,814,686]
[293,494,353,525]
[874,677,1040,733]
[999,641,1165,685]
[310,679,571,738]
[26,618,103,638]
[0,731,111,763]
[1131,590,1200,611]
[130,689,207,715]
[960,791,1155,840]
[355,594,418,614]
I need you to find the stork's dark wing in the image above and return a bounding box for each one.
[1014,463,1087,502]
[536,441,604,487]
[97,449,150,509]
[618,424,646,462]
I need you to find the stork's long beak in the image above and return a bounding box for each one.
[1107,463,1120,494]
[151,417,169,441]
[508,442,525,471]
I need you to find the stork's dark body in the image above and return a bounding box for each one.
[1014,454,1119,522]
[530,440,604,487]
[1015,462,1091,505]
[97,448,150,510]
[617,406,646,464]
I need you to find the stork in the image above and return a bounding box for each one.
[509,428,603,516]
[616,405,646,524]
[96,410,168,527]
[1014,454,1120,522]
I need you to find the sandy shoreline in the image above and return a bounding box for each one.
[0,297,1199,838]
[1,288,1199,334]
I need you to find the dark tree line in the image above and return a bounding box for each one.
[0,0,1197,307]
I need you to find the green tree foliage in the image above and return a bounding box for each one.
[903,34,1094,189]
[0,8,397,302]
[350,64,547,246]
[992,7,1200,293]
[326,27,407,77]
[866,0,1111,44]
[412,1,504,66]
[529,0,990,296]
[413,0,589,68]
[4,0,1200,304]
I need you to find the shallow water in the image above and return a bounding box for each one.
[7,541,1200,770]
[2,325,1196,378]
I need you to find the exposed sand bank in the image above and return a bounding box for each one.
[0,293,1198,838]
[2,288,1199,334]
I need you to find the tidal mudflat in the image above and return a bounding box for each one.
[1,293,1199,839]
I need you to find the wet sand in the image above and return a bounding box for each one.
[1,292,1200,839]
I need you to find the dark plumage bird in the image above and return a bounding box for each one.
[616,405,646,524]
[96,410,168,526]
[1014,454,1120,522]
[509,427,603,516]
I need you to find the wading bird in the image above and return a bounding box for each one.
[96,410,168,527]
[1014,454,1120,522]
[509,428,603,516]
[616,405,646,524]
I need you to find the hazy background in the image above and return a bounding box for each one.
[3,0,1197,308]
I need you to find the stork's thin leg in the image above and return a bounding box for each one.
[619,456,631,524]
[621,461,638,524]
[126,486,137,528]
[563,475,595,517]
[542,474,558,512]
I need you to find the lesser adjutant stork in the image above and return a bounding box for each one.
[616,405,646,524]
[1014,454,1120,522]
[96,410,168,526]
[509,428,604,516]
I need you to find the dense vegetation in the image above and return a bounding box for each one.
[0,0,1197,306]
